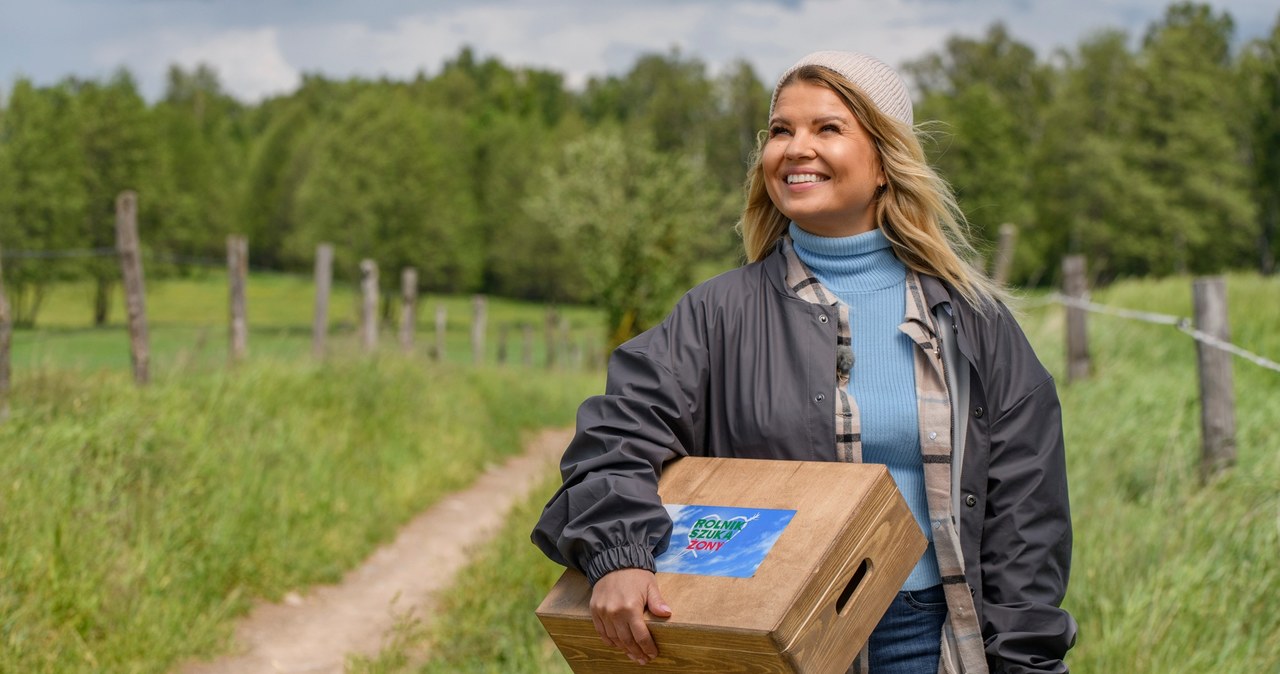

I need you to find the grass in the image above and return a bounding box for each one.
[1019,272,1280,672]
[0,356,602,674]
[371,272,1280,673]
[11,270,606,372]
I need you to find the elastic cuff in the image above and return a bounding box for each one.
[582,543,656,585]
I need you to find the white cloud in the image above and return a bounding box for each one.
[95,27,299,102]
[175,28,299,101]
[278,4,717,89]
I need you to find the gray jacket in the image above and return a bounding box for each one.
[532,245,1076,673]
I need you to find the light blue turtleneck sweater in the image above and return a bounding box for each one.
[790,223,941,591]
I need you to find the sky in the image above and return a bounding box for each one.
[1,0,1277,103]
[655,504,796,578]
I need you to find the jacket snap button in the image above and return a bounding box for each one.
[815,393,825,402]
[973,406,984,418]
[965,494,978,507]
[819,314,829,324]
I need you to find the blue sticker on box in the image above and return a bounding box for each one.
[653,504,797,578]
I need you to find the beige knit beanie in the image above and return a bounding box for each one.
[769,50,913,127]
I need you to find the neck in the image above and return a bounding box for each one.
[789,223,905,293]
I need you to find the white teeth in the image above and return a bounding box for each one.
[786,174,825,184]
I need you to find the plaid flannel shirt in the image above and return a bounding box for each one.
[782,236,988,674]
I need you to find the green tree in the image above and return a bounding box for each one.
[1031,31,1158,282]
[239,75,363,270]
[1127,2,1255,274]
[1239,13,1280,274]
[472,111,570,298]
[150,64,248,261]
[583,48,717,157]
[425,50,575,296]
[69,69,156,324]
[290,86,482,300]
[0,80,87,325]
[523,127,720,348]
[705,59,768,192]
[908,24,1049,258]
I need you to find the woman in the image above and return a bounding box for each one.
[532,51,1076,674]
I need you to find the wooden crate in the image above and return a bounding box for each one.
[536,456,927,673]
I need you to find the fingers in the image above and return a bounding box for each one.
[593,597,652,663]
[627,613,659,662]
[590,568,669,665]
[646,583,673,618]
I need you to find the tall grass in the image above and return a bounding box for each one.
[394,272,1279,673]
[0,357,601,673]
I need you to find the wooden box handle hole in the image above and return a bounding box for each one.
[836,559,871,616]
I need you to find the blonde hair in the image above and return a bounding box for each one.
[738,65,1002,312]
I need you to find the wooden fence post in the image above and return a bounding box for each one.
[471,294,487,365]
[360,259,379,353]
[115,191,150,385]
[312,243,333,359]
[562,320,573,367]
[545,308,559,369]
[522,322,534,367]
[434,305,447,361]
[1063,255,1090,383]
[497,323,509,365]
[992,223,1018,286]
[0,242,11,422]
[400,268,418,353]
[1192,277,1237,482]
[227,235,249,363]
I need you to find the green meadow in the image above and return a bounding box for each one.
[3,272,1278,673]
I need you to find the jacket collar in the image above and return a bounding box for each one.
[918,273,957,313]
[763,239,798,299]
[917,273,981,370]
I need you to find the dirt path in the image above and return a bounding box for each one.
[177,428,572,674]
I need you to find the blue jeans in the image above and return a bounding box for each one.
[866,584,947,674]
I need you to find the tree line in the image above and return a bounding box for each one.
[1,2,1278,344]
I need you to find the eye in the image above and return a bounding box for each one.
[768,125,791,138]
[820,123,841,133]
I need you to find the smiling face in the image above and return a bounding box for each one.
[763,80,885,237]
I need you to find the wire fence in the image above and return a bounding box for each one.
[1,247,116,260]
[1,247,226,267]
[1026,291,1280,375]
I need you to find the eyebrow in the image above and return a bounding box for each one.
[768,114,851,127]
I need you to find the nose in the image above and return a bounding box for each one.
[784,130,816,160]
